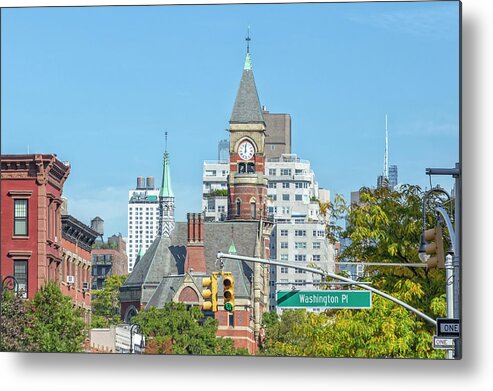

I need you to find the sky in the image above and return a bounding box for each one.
[1,1,460,238]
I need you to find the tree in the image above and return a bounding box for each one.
[91,274,127,328]
[131,303,248,355]
[0,291,38,352]
[27,283,86,352]
[261,185,447,358]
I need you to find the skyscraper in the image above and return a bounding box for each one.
[126,177,160,273]
[389,164,398,189]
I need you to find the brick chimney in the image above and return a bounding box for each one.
[184,213,206,273]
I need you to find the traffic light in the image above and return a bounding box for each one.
[423,225,445,268]
[201,274,218,312]
[222,273,235,312]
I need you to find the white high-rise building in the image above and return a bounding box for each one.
[127,177,160,272]
[266,154,335,313]
[201,153,335,312]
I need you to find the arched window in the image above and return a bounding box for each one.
[247,163,255,173]
[236,199,241,216]
[251,200,257,219]
[238,163,246,174]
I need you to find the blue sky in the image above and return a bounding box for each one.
[1,1,460,237]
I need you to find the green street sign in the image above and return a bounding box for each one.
[277,290,372,309]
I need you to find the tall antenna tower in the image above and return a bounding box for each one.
[384,114,389,178]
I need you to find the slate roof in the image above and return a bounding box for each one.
[230,53,265,124]
[121,220,261,308]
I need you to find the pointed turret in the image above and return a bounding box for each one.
[158,132,175,237]
[160,145,173,198]
[230,40,264,124]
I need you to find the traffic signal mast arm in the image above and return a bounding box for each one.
[217,252,437,326]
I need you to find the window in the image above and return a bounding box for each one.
[295,169,303,175]
[218,206,225,213]
[269,168,276,176]
[313,242,321,249]
[295,254,306,261]
[295,194,303,201]
[295,268,306,274]
[280,230,288,236]
[236,199,241,216]
[14,260,28,298]
[280,267,288,273]
[312,255,321,262]
[295,182,303,189]
[281,242,288,249]
[229,313,234,327]
[282,194,290,201]
[14,199,28,236]
[295,230,306,237]
[280,168,291,176]
[251,201,256,218]
[295,242,307,249]
[268,182,276,188]
[282,182,290,189]
[280,254,289,261]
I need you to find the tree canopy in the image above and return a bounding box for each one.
[27,283,87,352]
[91,274,127,328]
[131,303,248,355]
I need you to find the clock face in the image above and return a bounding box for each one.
[238,140,255,160]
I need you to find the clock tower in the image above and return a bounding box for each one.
[227,43,268,221]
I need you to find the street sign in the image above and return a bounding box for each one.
[433,336,456,350]
[277,290,371,309]
[436,318,460,337]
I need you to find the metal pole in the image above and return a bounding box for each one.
[217,252,437,326]
[454,162,461,359]
[445,254,454,359]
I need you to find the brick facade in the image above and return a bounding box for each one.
[1,154,69,298]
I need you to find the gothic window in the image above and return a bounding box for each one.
[247,163,255,173]
[238,163,246,174]
[251,200,256,219]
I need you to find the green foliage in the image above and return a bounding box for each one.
[28,283,86,352]
[91,274,127,328]
[131,303,247,355]
[261,185,448,358]
[206,189,228,197]
[0,291,38,352]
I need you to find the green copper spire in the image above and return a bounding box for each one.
[244,52,252,71]
[244,25,252,70]
[159,132,174,198]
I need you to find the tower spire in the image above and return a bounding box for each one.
[158,131,175,237]
[384,114,389,178]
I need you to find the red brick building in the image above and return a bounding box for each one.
[1,154,70,298]
[61,215,99,324]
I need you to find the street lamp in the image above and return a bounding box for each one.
[129,323,144,354]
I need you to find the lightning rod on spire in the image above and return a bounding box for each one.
[246,25,251,54]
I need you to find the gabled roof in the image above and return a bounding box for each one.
[121,221,261,307]
[230,52,265,124]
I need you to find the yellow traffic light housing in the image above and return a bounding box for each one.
[201,275,218,312]
[222,273,235,312]
[423,225,445,269]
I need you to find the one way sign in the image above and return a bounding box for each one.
[436,318,460,337]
